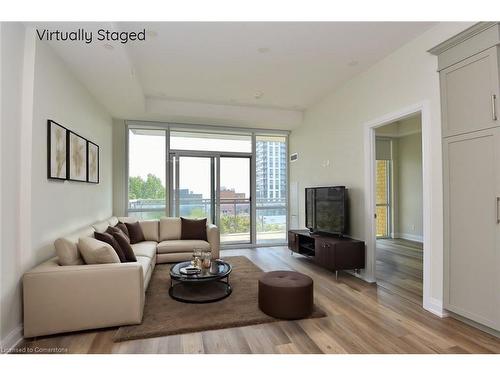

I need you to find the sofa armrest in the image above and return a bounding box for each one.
[207,224,220,259]
[23,257,144,338]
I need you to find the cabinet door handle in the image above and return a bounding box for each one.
[492,94,498,121]
[497,197,500,224]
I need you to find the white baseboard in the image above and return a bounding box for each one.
[423,297,448,318]
[393,233,423,243]
[1,325,23,354]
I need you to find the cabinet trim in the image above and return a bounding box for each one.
[429,22,500,71]
[429,22,497,55]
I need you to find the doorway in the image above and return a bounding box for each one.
[169,152,251,245]
[374,118,423,304]
[364,103,433,311]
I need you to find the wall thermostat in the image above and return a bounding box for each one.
[290,153,298,162]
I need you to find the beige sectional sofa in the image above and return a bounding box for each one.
[23,216,220,338]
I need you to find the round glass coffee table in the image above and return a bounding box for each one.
[169,260,232,303]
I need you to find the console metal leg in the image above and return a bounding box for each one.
[335,270,338,280]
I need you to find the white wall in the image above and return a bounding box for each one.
[1,22,26,350]
[289,22,474,312]
[0,24,113,348]
[29,39,113,266]
[396,132,423,241]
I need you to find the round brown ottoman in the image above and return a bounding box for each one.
[258,271,313,319]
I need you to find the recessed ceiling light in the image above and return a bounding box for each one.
[103,43,114,50]
[257,47,270,53]
[146,30,158,38]
[254,91,264,99]
[348,60,359,67]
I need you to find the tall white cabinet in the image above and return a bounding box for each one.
[430,22,500,332]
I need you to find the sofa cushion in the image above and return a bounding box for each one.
[78,237,120,264]
[92,220,110,233]
[139,220,159,242]
[136,256,154,288]
[135,256,150,277]
[108,216,119,227]
[125,221,146,244]
[54,238,84,266]
[111,230,137,262]
[181,217,207,241]
[131,241,157,259]
[157,240,210,254]
[63,226,95,245]
[159,217,181,241]
[117,217,138,224]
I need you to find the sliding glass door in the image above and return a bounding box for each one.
[170,153,251,244]
[172,156,214,222]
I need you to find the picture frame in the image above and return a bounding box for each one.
[68,130,88,182]
[47,120,68,180]
[87,140,99,183]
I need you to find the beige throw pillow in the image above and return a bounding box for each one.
[55,238,84,266]
[78,237,120,264]
[139,220,159,242]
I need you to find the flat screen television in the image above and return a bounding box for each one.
[305,186,347,235]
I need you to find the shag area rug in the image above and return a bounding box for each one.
[114,256,326,342]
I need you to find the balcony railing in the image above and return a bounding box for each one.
[128,197,287,243]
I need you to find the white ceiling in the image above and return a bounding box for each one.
[37,22,436,129]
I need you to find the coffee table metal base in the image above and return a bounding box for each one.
[169,277,232,304]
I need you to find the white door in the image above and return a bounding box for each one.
[443,128,500,329]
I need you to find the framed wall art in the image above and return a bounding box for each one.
[47,120,68,180]
[87,140,99,183]
[68,131,88,182]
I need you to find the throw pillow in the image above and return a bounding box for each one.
[54,237,84,266]
[180,217,208,241]
[112,231,137,262]
[95,230,126,263]
[78,237,120,264]
[125,221,146,244]
[107,225,128,242]
[116,222,130,240]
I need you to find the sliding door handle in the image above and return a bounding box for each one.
[492,94,498,121]
[497,197,500,224]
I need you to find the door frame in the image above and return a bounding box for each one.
[363,101,433,313]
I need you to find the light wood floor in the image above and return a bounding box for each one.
[376,238,423,305]
[16,247,500,354]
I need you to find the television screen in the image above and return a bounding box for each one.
[306,186,347,234]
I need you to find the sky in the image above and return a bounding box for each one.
[129,131,250,198]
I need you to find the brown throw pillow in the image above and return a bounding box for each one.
[125,221,146,244]
[116,222,130,241]
[112,231,137,262]
[181,217,207,241]
[107,225,129,243]
[95,231,126,263]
